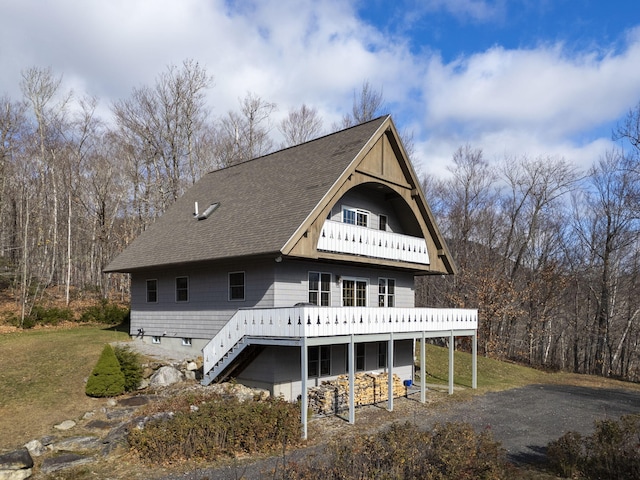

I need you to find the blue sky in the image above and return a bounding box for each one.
[1,0,640,177]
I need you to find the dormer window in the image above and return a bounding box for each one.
[342,206,368,227]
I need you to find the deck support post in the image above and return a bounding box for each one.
[387,332,394,411]
[348,334,355,424]
[448,330,454,395]
[420,330,426,403]
[301,338,308,440]
[472,330,477,389]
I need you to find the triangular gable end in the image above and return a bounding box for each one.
[281,116,456,275]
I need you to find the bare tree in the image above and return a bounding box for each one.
[335,80,385,130]
[278,104,323,147]
[214,92,276,167]
[112,60,214,230]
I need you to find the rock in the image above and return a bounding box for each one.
[85,419,112,430]
[52,436,102,452]
[53,420,76,431]
[186,361,198,371]
[184,370,196,381]
[82,411,95,420]
[106,398,117,407]
[118,395,154,407]
[23,439,46,457]
[149,366,183,387]
[106,407,136,420]
[0,448,33,480]
[137,378,150,389]
[40,453,94,474]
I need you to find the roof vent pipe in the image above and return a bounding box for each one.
[194,202,199,216]
[197,203,219,220]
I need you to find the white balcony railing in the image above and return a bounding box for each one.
[203,306,477,375]
[317,220,430,265]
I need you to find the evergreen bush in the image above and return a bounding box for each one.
[80,299,130,325]
[114,345,143,392]
[85,344,125,397]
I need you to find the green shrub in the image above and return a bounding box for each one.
[114,345,143,392]
[283,421,508,479]
[85,344,125,397]
[80,299,129,325]
[128,396,301,463]
[29,305,73,326]
[547,414,640,479]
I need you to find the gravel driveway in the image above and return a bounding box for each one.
[157,383,640,479]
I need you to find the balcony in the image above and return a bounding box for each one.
[317,220,430,265]
[202,306,477,378]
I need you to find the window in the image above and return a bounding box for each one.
[378,278,395,307]
[182,338,192,347]
[229,272,245,301]
[152,336,161,344]
[308,345,330,377]
[309,272,331,306]
[342,206,368,227]
[176,277,189,302]
[343,278,367,306]
[146,279,158,303]
[378,342,387,368]
[379,215,387,231]
[356,343,365,371]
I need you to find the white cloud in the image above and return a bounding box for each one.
[1,0,640,181]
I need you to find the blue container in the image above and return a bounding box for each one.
[403,379,412,387]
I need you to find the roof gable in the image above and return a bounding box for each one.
[281,117,455,274]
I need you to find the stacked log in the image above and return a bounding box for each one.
[307,372,406,415]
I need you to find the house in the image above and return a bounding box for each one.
[105,115,477,437]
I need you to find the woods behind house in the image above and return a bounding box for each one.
[1,61,639,381]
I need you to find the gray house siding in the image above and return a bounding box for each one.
[273,259,415,308]
[130,259,276,348]
[130,256,416,354]
[237,339,414,400]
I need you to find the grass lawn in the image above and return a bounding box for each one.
[0,324,130,450]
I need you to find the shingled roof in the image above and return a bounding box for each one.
[105,116,391,273]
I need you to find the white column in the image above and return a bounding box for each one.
[448,330,454,395]
[348,335,355,424]
[472,331,478,389]
[420,330,426,403]
[301,338,308,440]
[387,332,394,411]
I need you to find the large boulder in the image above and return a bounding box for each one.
[149,366,183,387]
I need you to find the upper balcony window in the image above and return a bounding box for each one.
[342,206,369,227]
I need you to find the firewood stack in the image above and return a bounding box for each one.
[307,372,406,415]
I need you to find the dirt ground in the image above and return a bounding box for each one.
[149,382,640,479]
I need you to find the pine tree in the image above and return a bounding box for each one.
[85,344,125,397]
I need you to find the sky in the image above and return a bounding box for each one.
[1,0,640,178]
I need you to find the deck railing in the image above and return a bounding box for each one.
[203,306,477,375]
[317,220,430,264]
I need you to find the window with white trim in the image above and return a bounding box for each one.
[152,336,161,344]
[342,278,367,306]
[342,206,369,227]
[379,214,388,231]
[175,276,189,302]
[229,272,245,301]
[146,279,158,303]
[378,278,395,307]
[308,272,331,306]
[182,338,192,346]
